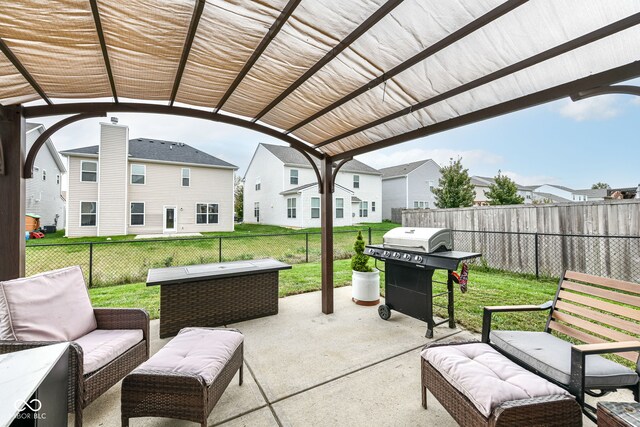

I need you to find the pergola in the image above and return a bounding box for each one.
[1,0,639,314]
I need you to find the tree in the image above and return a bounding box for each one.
[485,171,525,205]
[234,175,244,221]
[351,231,372,272]
[433,157,475,208]
[591,182,610,189]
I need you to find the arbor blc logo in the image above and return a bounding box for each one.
[14,398,47,420]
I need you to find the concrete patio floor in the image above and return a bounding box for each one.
[76,286,630,426]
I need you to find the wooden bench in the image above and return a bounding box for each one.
[482,270,640,422]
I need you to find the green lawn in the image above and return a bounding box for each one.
[88,260,558,335]
[26,223,397,287]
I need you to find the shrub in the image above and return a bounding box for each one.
[351,231,373,272]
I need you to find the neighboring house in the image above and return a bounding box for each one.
[471,176,533,206]
[60,120,237,237]
[243,143,382,227]
[379,159,441,220]
[26,123,66,229]
[529,184,587,202]
[573,188,608,201]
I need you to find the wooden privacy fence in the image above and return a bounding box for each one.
[402,200,640,282]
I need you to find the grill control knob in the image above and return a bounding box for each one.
[367,249,374,254]
[383,251,390,257]
[393,252,400,259]
[415,255,423,263]
[403,253,411,260]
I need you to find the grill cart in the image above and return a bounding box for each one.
[366,227,480,338]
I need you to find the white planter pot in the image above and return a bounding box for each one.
[351,269,380,306]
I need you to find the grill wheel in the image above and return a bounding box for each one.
[378,304,391,320]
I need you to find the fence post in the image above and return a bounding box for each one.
[305,233,309,263]
[219,237,222,262]
[534,233,539,280]
[368,227,372,245]
[89,243,93,288]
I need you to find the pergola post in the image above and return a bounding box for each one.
[320,156,334,314]
[0,106,26,280]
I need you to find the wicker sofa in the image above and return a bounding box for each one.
[0,266,149,427]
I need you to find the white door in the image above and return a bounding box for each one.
[163,206,177,233]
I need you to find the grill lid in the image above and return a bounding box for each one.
[382,227,452,253]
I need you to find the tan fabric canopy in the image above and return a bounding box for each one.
[1,0,639,159]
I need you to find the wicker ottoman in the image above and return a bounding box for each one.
[421,342,582,426]
[121,328,243,427]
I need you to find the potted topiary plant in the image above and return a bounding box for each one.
[351,231,380,305]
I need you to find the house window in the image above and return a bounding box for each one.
[131,164,145,185]
[413,201,428,208]
[254,202,260,221]
[289,169,299,185]
[56,174,60,185]
[311,197,320,219]
[371,201,376,212]
[81,161,97,182]
[130,202,145,226]
[80,202,97,226]
[353,175,360,188]
[255,178,261,191]
[42,169,46,181]
[359,201,368,217]
[335,198,344,219]
[181,168,190,187]
[287,198,297,218]
[196,203,219,224]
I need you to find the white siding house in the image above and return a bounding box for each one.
[243,143,382,227]
[471,176,533,206]
[379,159,441,220]
[25,123,66,229]
[61,120,237,237]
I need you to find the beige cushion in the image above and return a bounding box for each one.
[134,328,243,385]
[422,343,570,418]
[75,329,144,374]
[0,266,97,341]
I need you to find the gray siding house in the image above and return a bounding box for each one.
[379,159,441,220]
[60,120,237,237]
[26,123,66,229]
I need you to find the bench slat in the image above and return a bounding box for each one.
[565,271,640,295]
[561,281,640,308]
[552,311,638,343]
[557,291,640,322]
[549,321,638,363]
[555,300,640,335]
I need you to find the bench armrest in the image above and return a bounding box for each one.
[569,340,640,403]
[481,301,553,343]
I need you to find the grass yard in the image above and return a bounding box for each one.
[88,260,559,335]
[26,222,397,287]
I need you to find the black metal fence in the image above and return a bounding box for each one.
[26,227,384,287]
[452,230,640,282]
[25,228,640,287]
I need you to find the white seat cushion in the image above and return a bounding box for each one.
[0,266,97,341]
[134,328,243,385]
[490,330,639,389]
[422,343,570,418]
[75,329,144,374]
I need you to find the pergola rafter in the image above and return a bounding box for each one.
[89,0,118,103]
[169,0,206,106]
[0,38,51,105]
[332,61,640,161]
[286,0,529,134]
[251,0,405,123]
[317,12,640,150]
[214,0,303,113]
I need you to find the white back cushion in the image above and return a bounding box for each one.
[0,266,97,341]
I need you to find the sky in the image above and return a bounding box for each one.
[32,88,640,190]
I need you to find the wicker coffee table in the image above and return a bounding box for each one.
[597,402,640,426]
[147,258,291,338]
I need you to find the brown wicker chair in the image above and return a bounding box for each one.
[0,307,149,427]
